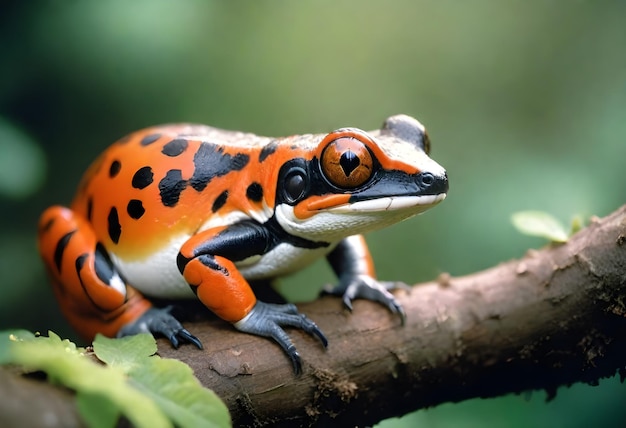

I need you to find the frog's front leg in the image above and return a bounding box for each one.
[38,206,201,348]
[177,221,327,373]
[325,235,407,323]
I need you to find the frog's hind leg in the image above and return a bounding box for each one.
[38,206,201,348]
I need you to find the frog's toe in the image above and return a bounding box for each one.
[118,306,203,349]
[175,327,203,349]
[326,275,407,325]
[234,301,327,374]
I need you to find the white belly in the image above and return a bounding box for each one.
[238,243,335,279]
[111,237,335,299]
[111,235,193,299]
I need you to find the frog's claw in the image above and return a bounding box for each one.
[323,275,407,325]
[234,301,327,374]
[118,306,203,350]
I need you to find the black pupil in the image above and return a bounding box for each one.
[286,173,306,202]
[339,150,360,177]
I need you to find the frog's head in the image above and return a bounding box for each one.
[274,114,448,240]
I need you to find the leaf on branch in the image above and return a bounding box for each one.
[94,334,231,428]
[511,210,569,242]
[0,331,231,428]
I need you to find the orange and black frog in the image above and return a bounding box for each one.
[38,114,448,373]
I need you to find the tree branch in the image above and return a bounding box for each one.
[2,205,625,428]
[156,204,626,427]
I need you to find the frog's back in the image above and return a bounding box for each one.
[71,124,280,261]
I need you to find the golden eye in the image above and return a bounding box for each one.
[321,137,374,189]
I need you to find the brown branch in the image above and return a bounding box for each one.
[2,205,625,427]
[156,204,626,427]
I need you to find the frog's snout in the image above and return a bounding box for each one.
[416,171,448,196]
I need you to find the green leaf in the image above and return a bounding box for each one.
[1,331,171,428]
[76,392,120,428]
[93,333,157,373]
[0,330,36,363]
[131,357,231,428]
[511,211,569,243]
[569,214,584,235]
[94,334,231,428]
[2,332,230,428]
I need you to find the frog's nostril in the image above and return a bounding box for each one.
[417,172,448,195]
[420,173,434,186]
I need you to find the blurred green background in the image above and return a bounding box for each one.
[1,1,624,426]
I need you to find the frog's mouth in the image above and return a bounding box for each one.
[292,192,446,221]
[277,191,447,240]
[328,193,446,213]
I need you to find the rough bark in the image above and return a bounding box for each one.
[2,205,626,428]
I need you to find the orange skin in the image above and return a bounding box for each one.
[38,206,151,339]
[37,116,447,358]
[37,124,334,340]
[39,124,286,339]
[73,126,283,260]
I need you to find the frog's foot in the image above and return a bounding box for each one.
[323,275,408,325]
[234,301,328,374]
[118,306,203,350]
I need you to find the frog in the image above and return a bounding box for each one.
[37,114,448,373]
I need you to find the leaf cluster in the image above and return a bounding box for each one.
[0,331,230,428]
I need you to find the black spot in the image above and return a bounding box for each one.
[340,151,360,177]
[75,254,88,272]
[54,230,76,272]
[107,207,121,244]
[76,249,125,313]
[132,166,154,189]
[127,199,145,219]
[93,242,118,286]
[259,141,278,162]
[176,252,191,274]
[199,254,228,275]
[109,160,121,178]
[159,169,187,207]
[246,182,263,202]
[189,143,249,192]
[212,190,228,212]
[162,139,189,157]
[141,134,161,146]
[86,197,93,222]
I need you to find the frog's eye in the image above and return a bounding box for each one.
[321,137,374,189]
[283,167,307,203]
